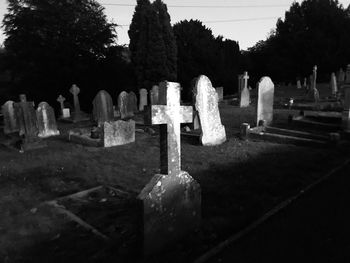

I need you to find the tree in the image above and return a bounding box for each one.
[2,0,117,106]
[128,0,177,89]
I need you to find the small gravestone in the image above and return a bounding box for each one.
[257,77,275,126]
[2,100,19,134]
[56,95,66,118]
[37,102,60,138]
[240,72,250,108]
[103,120,135,147]
[150,85,159,105]
[14,95,45,150]
[139,88,148,111]
[345,64,350,84]
[139,81,200,255]
[216,87,224,101]
[69,84,89,122]
[331,73,338,97]
[194,75,226,145]
[117,91,129,119]
[303,77,307,88]
[342,87,350,132]
[297,80,302,89]
[127,91,138,117]
[338,68,345,83]
[62,108,70,118]
[92,90,114,127]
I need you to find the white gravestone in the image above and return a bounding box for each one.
[2,100,19,134]
[117,91,129,119]
[36,102,60,138]
[257,76,275,126]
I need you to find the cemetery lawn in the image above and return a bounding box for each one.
[1,101,350,261]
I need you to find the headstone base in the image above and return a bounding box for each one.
[138,171,201,255]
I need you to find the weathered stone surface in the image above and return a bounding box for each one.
[62,108,70,118]
[139,88,148,111]
[2,100,19,134]
[194,75,226,146]
[216,87,224,101]
[117,91,129,119]
[127,91,138,117]
[103,120,135,147]
[92,90,114,126]
[138,171,201,255]
[36,102,60,138]
[150,85,159,105]
[257,76,275,126]
[331,73,337,96]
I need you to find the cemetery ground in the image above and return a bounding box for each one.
[1,83,350,262]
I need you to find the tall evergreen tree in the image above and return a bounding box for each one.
[128,0,177,89]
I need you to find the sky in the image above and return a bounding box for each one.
[0,0,350,50]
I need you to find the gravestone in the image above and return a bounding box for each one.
[139,88,148,111]
[346,64,350,84]
[331,73,338,97]
[342,86,350,132]
[150,85,159,105]
[37,102,60,138]
[92,90,114,127]
[103,120,135,147]
[303,77,307,88]
[69,84,89,122]
[216,87,224,102]
[117,91,129,119]
[139,81,200,255]
[56,95,66,118]
[313,87,320,103]
[2,101,19,134]
[312,65,317,90]
[338,68,345,83]
[14,95,45,150]
[240,85,250,108]
[257,77,275,126]
[194,75,226,145]
[127,91,138,117]
[297,80,302,89]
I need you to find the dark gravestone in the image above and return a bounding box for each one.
[2,100,19,134]
[92,90,114,127]
[117,91,128,119]
[139,81,201,255]
[37,102,60,138]
[69,84,89,122]
[127,91,138,117]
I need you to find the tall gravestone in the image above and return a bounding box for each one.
[92,90,114,127]
[240,72,250,108]
[257,77,275,126]
[117,91,129,119]
[127,91,138,117]
[297,80,302,89]
[303,77,307,89]
[2,100,19,134]
[194,75,226,146]
[139,88,148,111]
[69,84,88,122]
[150,85,159,105]
[331,73,338,97]
[37,102,60,138]
[139,81,200,255]
[56,95,66,117]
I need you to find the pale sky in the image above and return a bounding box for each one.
[0,0,350,50]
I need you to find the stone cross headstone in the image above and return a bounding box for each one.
[138,81,200,255]
[56,95,66,117]
[69,84,81,113]
[240,85,250,108]
[194,75,226,145]
[150,85,159,105]
[117,91,129,119]
[103,120,135,147]
[257,77,275,126]
[338,68,345,83]
[36,102,60,138]
[345,64,350,84]
[216,87,224,102]
[331,73,338,97]
[297,80,302,89]
[2,100,19,134]
[92,90,114,127]
[139,88,148,111]
[127,91,138,117]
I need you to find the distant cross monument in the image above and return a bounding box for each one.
[56,95,66,116]
[312,65,317,90]
[70,84,81,113]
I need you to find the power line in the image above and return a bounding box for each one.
[117,16,279,27]
[101,3,289,8]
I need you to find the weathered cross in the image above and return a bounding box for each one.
[69,84,81,112]
[312,65,317,90]
[57,95,66,113]
[243,71,249,90]
[151,82,193,176]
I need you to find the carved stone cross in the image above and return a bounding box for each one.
[243,71,249,90]
[57,95,66,113]
[69,84,81,113]
[151,82,192,176]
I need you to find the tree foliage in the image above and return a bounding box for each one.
[245,0,350,83]
[173,19,240,100]
[2,0,117,107]
[128,0,177,89]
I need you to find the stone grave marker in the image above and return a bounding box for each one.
[257,76,275,126]
[139,81,200,255]
[2,100,19,134]
[331,73,338,97]
[139,88,148,111]
[37,102,60,138]
[216,87,224,101]
[127,91,138,117]
[92,90,114,127]
[117,91,129,119]
[297,80,302,89]
[346,64,350,84]
[303,77,307,88]
[150,85,159,105]
[338,68,345,83]
[240,71,250,108]
[312,65,317,90]
[56,95,66,118]
[103,120,135,147]
[69,84,88,122]
[194,75,226,145]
